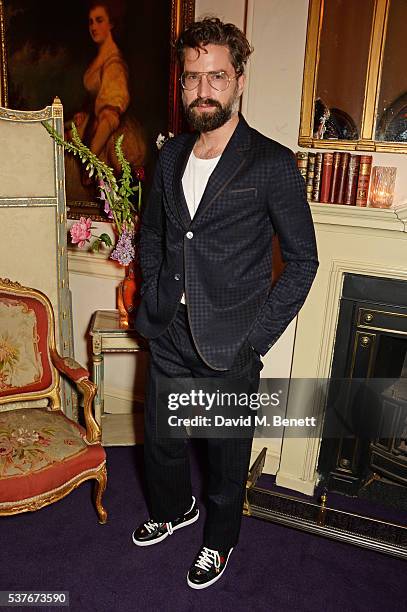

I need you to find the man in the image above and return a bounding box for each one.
[132,17,318,589]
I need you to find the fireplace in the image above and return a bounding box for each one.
[369,359,407,485]
[273,203,407,497]
[245,205,407,558]
[318,273,407,495]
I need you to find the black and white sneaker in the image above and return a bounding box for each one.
[187,546,233,589]
[132,496,199,547]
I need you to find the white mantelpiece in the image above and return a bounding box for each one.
[275,203,407,495]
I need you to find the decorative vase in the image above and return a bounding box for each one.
[368,166,397,208]
[117,259,142,328]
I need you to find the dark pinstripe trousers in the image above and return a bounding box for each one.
[143,303,262,550]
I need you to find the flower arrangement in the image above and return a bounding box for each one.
[43,121,143,266]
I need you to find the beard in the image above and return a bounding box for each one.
[183,84,240,132]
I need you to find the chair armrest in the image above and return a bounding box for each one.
[50,349,100,445]
[50,350,89,382]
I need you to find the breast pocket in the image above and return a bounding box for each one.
[228,187,258,199]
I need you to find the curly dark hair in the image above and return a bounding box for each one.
[175,17,253,76]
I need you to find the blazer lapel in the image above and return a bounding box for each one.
[172,131,198,229]
[192,114,252,224]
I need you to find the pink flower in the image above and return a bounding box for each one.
[98,179,108,194]
[70,217,92,248]
[103,199,114,220]
[97,181,114,220]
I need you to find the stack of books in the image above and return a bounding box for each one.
[296,151,373,207]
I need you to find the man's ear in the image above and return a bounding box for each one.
[237,73,245,97]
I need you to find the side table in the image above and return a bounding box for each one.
[89,309,148,445]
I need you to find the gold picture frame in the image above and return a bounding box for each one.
[0,0,195,219]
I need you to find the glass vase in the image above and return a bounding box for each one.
[368,166,397,208]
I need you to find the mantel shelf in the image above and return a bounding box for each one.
[310,202,407,233]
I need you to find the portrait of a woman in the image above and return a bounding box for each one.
[5,0,176,216]
[65,1,146,201]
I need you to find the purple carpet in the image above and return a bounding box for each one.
[1,445,405,612]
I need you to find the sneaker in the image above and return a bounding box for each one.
[187,546,233,589]
[132,496,199,547]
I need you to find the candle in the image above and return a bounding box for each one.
[368,166,397,209]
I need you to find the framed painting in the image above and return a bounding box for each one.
[0,0,195,219]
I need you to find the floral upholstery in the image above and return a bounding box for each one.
[0,295,53,398]
[0,279,107,523]
[0,408,105,505]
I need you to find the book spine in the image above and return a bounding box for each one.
[336,152,350,204]
[355,155,373,207]
[306,153,316,203]
[296,151,308,183]
[312,152,323,202]
[329,152,342,203]
[320,153,334,203]
[343,154,360,205]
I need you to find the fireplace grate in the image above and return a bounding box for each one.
[245,448,407,559]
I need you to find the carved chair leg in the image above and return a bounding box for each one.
[94,464,108,524]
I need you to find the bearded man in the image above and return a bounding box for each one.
[132,17,319,589]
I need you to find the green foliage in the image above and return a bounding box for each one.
[43,121,141,234]
[99,233,113,246]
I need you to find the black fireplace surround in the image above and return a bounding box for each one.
[244,273,407,560]
[318,273,407,495]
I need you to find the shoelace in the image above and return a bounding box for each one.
[194,547,220,572]
[143,497,195,536]
[144,520,173,535]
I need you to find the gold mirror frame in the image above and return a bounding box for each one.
[299,0,407,154]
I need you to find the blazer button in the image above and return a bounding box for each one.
[186,231,193,239]
[174,274,181,281]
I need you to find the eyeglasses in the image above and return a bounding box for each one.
[180,71,237,92]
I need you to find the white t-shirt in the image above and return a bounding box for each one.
[180,151,221,303]
[182,151,221,219]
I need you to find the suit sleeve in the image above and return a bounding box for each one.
[138,154,165,296]
[248,149,319,356]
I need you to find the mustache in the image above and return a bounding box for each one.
[189,97,222,110]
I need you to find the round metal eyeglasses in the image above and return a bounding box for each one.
[180,71,237,92]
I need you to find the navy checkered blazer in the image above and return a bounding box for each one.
[135,114,318,370]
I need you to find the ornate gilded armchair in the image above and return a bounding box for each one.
[0,279,107,523]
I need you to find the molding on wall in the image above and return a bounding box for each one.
[68,249,125,281]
